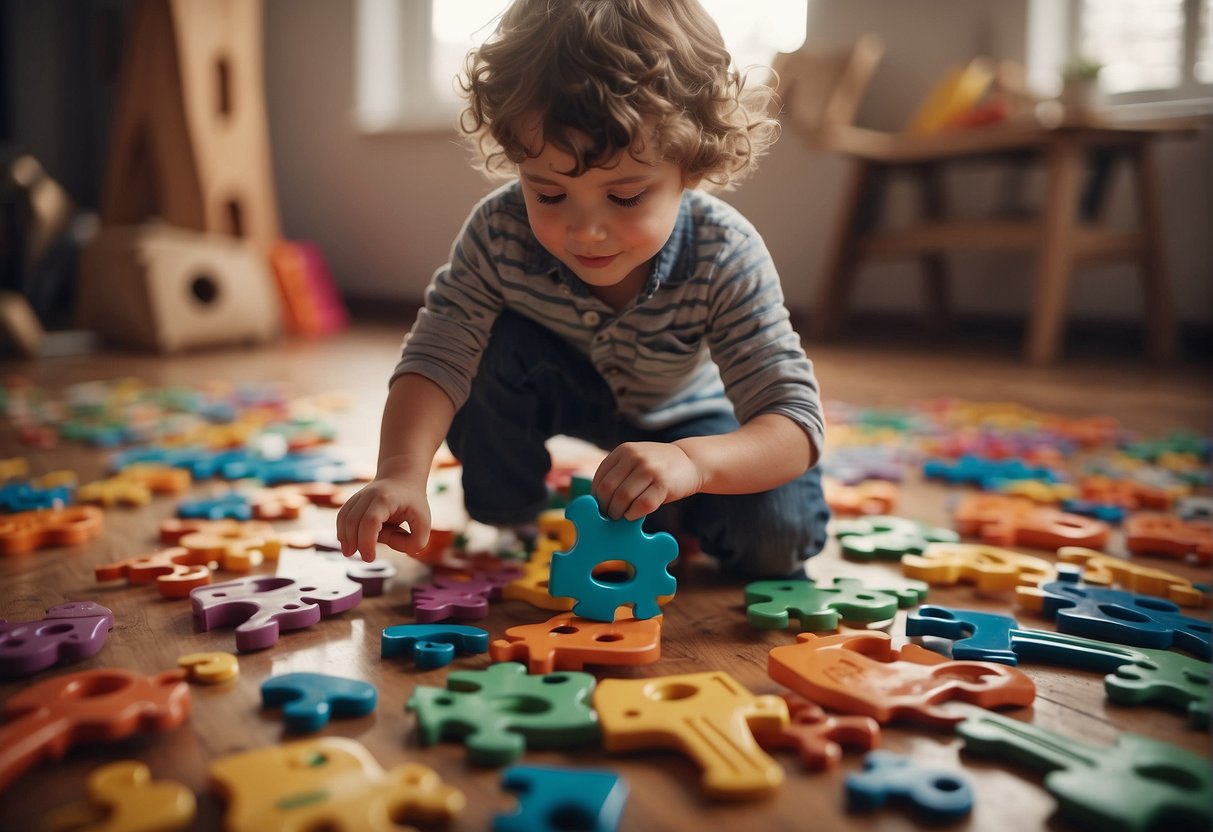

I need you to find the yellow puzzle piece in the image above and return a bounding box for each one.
[902,542,1056,593]
[42,760,195,832]
[1037,546,1209,609]
[593,671,789,800]
[210,737,464,832]
[177,652,239,684]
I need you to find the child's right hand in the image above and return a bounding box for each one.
[335,477,432,562]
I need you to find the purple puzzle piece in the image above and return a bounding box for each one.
[0,601,114,678]
[190,575,362,652]
[412,576,493,623]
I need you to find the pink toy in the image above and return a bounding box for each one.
[0,602,114,679]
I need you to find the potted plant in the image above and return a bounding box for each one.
[1060,54,1103,112]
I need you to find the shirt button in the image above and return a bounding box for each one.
[581,310,601,326]
[559,285,572,295]
[594,332,607,343]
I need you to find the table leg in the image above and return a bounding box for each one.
[1025,140,1081,365]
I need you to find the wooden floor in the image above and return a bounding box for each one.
[0,320,1209,832]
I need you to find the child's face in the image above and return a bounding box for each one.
[518,136,688,295]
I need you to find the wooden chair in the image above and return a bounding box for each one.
[771,36,1193,364]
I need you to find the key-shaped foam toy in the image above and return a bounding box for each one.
[768,631,1035,728]
[901,542,1055,592]
[593,670,789,800]
[0,668,190,793]
[907,605,1210,728]
[845,750,973,822]
[549,494,677,621]
[408,662,599,766]
[489,611,661,673]
[750,692,879,771]
[382,623,489,670]
[745,576,927,631]
[210,737,464,832]
[0,601,114,679]
[957,710,1210,832]
[261,672,378,733]
[494,765,628,832]
[1055,546,1210,608]
[1017,568,1211,659]
[41,760,195,832]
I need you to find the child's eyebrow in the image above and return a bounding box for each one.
[522,172,654,187]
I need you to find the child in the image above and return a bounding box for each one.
[337,0,829,578]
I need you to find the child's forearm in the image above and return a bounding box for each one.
[673,412,816,494]
[375,373,457,482]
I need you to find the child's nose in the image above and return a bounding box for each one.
[567,209,607,242]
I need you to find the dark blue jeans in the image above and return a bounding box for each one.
[446,311,830,578]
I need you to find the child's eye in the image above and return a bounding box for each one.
[535,193,565,205]
[609,192,645,208]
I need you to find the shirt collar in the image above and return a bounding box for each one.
[523,190,695,300]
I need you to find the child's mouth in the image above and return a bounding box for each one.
[574,254,618,268]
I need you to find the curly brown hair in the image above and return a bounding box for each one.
[459,0,779,190]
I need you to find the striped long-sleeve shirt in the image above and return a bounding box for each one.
[394,180,824,457]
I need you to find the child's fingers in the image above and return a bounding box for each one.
[606,470,655,519]
[356,501,390,562]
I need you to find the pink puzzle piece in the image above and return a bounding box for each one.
[411,569,520,623]
[769,631,1036,728]
[0,602,114,679]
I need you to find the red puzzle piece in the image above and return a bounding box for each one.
[751,692,880,770]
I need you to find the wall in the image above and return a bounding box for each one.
[177,0,1213,326]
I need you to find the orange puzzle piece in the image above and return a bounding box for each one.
[489,611,662,673]
[1124,513,1212,564]
[95,546,213,598]
[593,671,789,800]
[0,507,104,555]
[750,692,880,771]
[901,543,1055,592]
[1080,475,1185,511]
[953,494,1109,550]
[823,476,900,516]
[768,631,1035,728]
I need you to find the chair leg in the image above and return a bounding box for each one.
[1130,142,1179,363]
[1025,140,1081,365]
[914,163,951,332]
[812,159,874,340]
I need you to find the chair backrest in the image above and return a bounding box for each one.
[768,33,885,147]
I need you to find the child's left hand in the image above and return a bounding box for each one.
[591,441,704,521]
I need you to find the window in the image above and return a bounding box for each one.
[1033,0,1213,108]
[355,0,808,133]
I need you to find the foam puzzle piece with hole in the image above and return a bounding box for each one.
[502,541,575,612]
[0,506,104,555]
[0,601,114,679]
[489,611,662,674]
[957,709,1210,832]
[407,662,599,766]
[97,546,215,598]
[190,574,362,652]
[823,477,900,517]
[750,692,879,770]
[209,736,465,832]
[832,515,959,561]
[177,652,239,684]
[953,494,1110,550]
[548,495,677,621]
[1055,546,1210,607]
[0,668,190,793]
[281,548,396,597]
[906,605,1210,728]
[768,631,1035,728]
[381,624,489,670]
[1124,513,1212,563]
[411,576,494,623]
[494,764,628,832]
[845,750,973,822]
[901,543,1055,592]
[593,670,788,800]
[41,760,195,832]
[261,672,378,733]
[1017,568,1211,659]
[744,576,927,631]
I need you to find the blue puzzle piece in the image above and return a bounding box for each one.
[494,765,628,832]
[549,495,677,621]
[1035,571,1211,659]
[381,623,489,669]
[923,454,1059,490]
[846,750,973,822]
[219,452,359,485]
[261,672,378,732]
[1059,498,1126,524]
[906,605,1020,664]
[177,491,253,521]
[0,481,73,513]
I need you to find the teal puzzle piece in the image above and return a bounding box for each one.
[548,495,677,621]
[833,515,959,561]
[407,662,599,766]
[745,576,928,631]
[958,710,1210,832]
[260,672,378,733]
[381,623,489,669]
[494,764,628,832]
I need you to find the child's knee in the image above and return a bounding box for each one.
[693,488,829,579]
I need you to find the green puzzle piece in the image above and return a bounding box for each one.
[744,576,928,631]
[833,515,959,561]
[406,662,599,766]
[958,710,1210,832]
